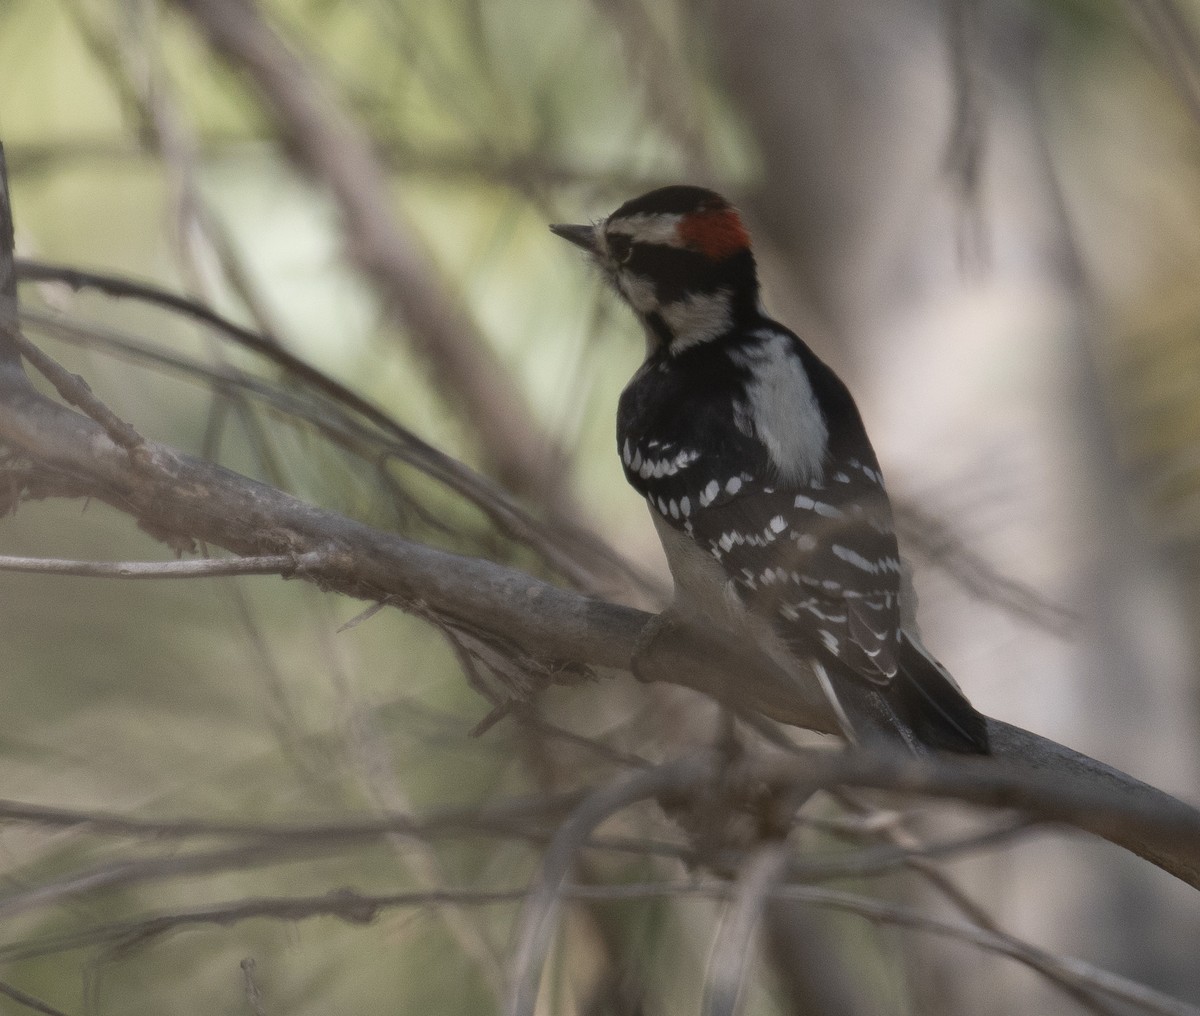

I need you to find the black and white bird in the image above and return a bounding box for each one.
[551,185,989,754]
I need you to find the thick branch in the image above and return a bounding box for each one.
[2,375,1199,887]
[0,154,1196,890]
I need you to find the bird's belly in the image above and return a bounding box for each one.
[651,512,746,625]
[650,513,838,728]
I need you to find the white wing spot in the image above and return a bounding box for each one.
[819,629,839,654]
[700,480,720,506]
[791,532,817,552]
[622,439,632,466]
[832,544,879,573]
[725,476,742,495]
[669,499,680,519]
[675,449,700,471]
[769,515,787,534]
[795,494,842,518]
[679,496,691,517]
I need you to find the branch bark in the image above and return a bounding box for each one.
[2,369,1200,888]
[1,140,1198,891]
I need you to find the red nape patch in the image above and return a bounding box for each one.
[678,208,750,259]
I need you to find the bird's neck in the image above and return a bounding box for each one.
[641,282,763,356]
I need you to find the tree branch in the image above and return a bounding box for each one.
[1,141,1197,893]
[0,553,326,579]
[2,368,1199,886]
[14,260,645,594]
[169,0,569,502]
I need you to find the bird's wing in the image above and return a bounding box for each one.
[622,427,903,688]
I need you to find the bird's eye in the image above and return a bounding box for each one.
[607,235,633,265]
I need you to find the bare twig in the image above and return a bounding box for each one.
[170,0,569,502]
[0,981,73,1016]
[0,841,337,921]
[704,845,790,1016]
[830,792,1127,1015]
[2,370,1199,884]
[0,788,587,843]
[15,262,649,594]
[240,958,265,1016]
[0,143,15,346]
[2,881,1195,1016]
[506,756,716,1016]
[8,328,143,453]
[942,0,991,275]
[0,552,324,579]
[5,136,664,196]
[794,883,1200,1016]
[788,817,1032,882]
[1123,0,1200,128]
[1,155,1199,896]
[896,499,1077,635]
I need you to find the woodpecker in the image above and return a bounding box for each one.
[551,185,989,754]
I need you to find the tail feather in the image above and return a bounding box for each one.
[891,633,990,754]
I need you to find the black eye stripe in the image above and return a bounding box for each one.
[626,244,722,302]
[607,234,632,263]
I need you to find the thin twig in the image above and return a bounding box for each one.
[172,0,570,502]
[770,885,1200,1016]
[9,330,143,452]
[1123,0,1200,128]
[2,327,1199,886]
[15,268,648,594]
[506,755,716,1016]
[1,881,1195,1016]
[240,958,266,1016]
[0,788,587,842]
[704,845,790,1016]
[0,552,324,579]
[0,981,73,1016]
[896,499,1077,635]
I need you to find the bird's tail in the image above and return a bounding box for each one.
[889,633,990,754]
[816,635,990,755]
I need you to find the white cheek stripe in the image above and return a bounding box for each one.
[606,213,683,246]
[618,273,658,314]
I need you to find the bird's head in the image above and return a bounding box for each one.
[551,185,759,355]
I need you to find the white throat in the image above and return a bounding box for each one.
[661,289,734,353]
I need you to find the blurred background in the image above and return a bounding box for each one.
[2,0,1200,1013]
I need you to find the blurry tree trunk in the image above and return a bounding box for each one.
[713,0,1200,1008]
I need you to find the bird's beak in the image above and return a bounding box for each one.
[549,222,599,254]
